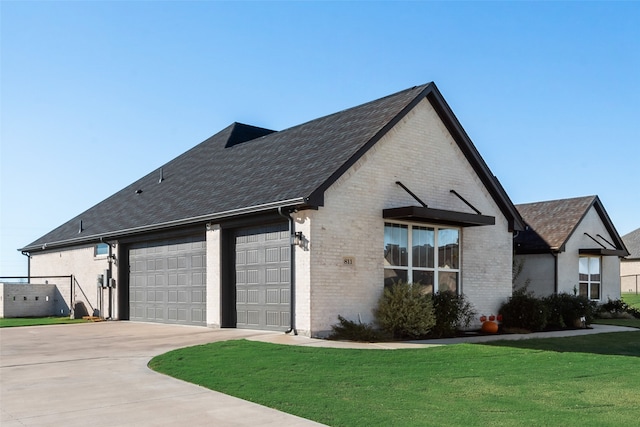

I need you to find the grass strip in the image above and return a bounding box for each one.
[0,316,88,328]
[150,331,640,426]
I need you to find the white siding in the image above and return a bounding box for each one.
[558,207,621,301]
[513,253,555,296]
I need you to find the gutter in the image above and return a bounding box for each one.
[278,207,298,335]
[22,198,307,252]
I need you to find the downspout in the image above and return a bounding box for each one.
[108,243,114,319]
[553,252,559,294]
[278,207,298,335]
[21,251,31,282]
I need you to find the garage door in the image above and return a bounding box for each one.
[129,235,206,325]
[235,224,290,331]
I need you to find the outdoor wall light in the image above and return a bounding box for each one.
[292,231,304,247]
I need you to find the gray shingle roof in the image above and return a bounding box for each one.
[515,195,628,255]
[622,228,640,259]
[22,83,524,251]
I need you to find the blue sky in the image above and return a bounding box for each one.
[1,1,638,276]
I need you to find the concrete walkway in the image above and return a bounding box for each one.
[247,323,637,349]
[1,322,635,426]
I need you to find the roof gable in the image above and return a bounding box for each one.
[622,228,640,259]
[22,83,524,251]
[515,195,628,256]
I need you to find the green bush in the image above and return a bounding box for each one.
[500,289,548,332]
[598,298,640,319]
[328,315,383,342]
[374,282,435,339]
[430,291,476,338]
[544,293,597,329]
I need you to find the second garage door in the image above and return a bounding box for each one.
[129,235,206,326]
[235,223,290,331]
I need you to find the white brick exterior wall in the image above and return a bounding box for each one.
[206,224,222,327]
[29,244,117,318]
[296,99,514,336]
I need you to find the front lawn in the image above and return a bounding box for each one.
[622,292,640,310]
[0,316,88,328]
[150,331,640,426]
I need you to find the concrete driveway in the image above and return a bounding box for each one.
[0,322,324,426]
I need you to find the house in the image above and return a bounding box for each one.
[514,196,629,302]
[20,82,525,337]
[621,228,640,294]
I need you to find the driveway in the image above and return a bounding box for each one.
[0,322,324,426]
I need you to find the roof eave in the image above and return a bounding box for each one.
[20,197,307,253]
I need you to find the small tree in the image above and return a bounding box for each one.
[544,293,597,329]
[431,291,476,338]
[500,288,548,332]
[374,282,435,339]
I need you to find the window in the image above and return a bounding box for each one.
[579,256,601,300]
[384,222,460,293]
[95,243,109,257]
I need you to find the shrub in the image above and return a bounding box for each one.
[328,315,383,342]
[598,298,640,319]
[499,289,547,332]
[374,282,435,339]
[544,293,597,329]
[430,291,476,338]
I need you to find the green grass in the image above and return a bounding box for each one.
[622,292,640,309]
[0,316,88,328]
[150,332,640,426]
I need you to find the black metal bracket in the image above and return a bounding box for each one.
[395,181,428,208]
[450,190,482,215]
[584,232,607,249]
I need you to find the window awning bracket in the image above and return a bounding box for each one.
[395,181,428,208]
[450,189,482,215]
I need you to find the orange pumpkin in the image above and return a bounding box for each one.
[481,321,499,334]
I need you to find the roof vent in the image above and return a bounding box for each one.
[159,167,164,183]
[78,220,83,233]
[135,189,143,194]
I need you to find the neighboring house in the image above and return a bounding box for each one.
[620,228,640,294]
[20,82,525,337]
[514,196,629,302]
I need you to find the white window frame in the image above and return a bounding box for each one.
[384,221,461,293]
[94,243,109,257]
[579,255,601,301]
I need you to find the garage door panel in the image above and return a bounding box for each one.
[235,223,290,331]
[192,309,203,322]
[129,235,206,326]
